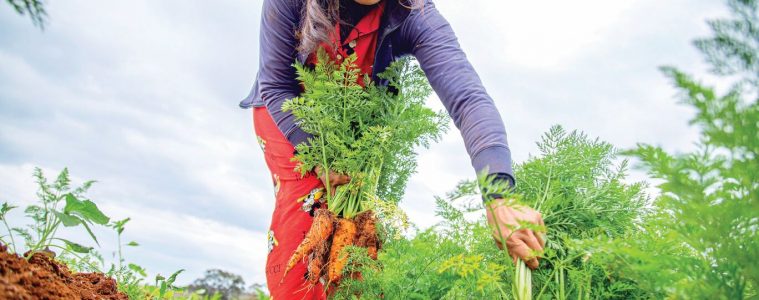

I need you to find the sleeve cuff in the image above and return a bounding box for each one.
[471,145,514,177]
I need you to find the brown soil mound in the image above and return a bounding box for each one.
[0,244,128,300]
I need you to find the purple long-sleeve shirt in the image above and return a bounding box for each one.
[241,0,515,181]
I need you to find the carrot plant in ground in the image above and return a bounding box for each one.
[58,216,190,299]
[0,167,110,261]
[582,0,759,297]
[0,167,196,299]
[335,125,651,299]
[280,50,448,286]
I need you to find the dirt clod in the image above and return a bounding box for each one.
[0,244,128,300]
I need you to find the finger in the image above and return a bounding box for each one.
[337,174,351,184]
[507,239,533,265]
[492,236,506,250]
[524,230,544,254]
[332,173,351,185]
[526,257,539,270]
[535,231,546,249]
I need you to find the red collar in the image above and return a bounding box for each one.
[336,1,385,46]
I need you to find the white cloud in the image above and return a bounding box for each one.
[437,1,639,70]
[97,201,269,285]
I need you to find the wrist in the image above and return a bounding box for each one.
[481,173,516,202]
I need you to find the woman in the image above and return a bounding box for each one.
[240,0,545,298]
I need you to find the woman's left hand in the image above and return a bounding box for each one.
[314,165,351,196]
[486,199,546,270]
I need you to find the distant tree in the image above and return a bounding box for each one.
[5,0,46,28]
[187,269,246,300]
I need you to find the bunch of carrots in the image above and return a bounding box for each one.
[285,208,379,285]
[280,50,448,288]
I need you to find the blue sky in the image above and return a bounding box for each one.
[0,0,725,287]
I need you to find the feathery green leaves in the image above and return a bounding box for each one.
[283,50,448,218]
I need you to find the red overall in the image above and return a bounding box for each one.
[254,4,384,299]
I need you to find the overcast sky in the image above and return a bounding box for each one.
[0,0,726,287]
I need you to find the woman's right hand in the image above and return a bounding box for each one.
[314,165,351,195]
[486,199,546,270]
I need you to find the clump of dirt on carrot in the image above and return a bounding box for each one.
[283,208,335,280]
[308,239,330,285]
[355,211,379,259]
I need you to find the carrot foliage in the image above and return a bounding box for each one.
[282,50,448,218]
[334,126,650,299]
[583,0,759,297]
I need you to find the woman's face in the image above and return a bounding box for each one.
[354,0,382,5]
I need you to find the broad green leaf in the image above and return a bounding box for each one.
[166,269,184,285]
[61,239,92,253]
[159,281,169,297]
[53,211,81,227]
[127,241,139,247]
[80,221,100,246]
[64,193,109,225]
[128,263,148,277]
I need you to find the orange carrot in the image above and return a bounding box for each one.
[355,211,379,259]
[283,208,335,281]
[307,239,330,285]
[328,218,357,283]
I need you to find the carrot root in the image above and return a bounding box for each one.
[283,208,336,282]
[328,217,358,283]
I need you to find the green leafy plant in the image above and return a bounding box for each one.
[335,126,650,299]
[101,219,191,299]
[0,167,196,300]
[502,126,648,299]
[283,50,448,217]
[279,50,448,285]
[0,167,110,261]
[583,0,759,297]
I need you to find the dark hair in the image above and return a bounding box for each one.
[298,0,424,56]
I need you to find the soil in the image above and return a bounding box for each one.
[354,210,380,255]
[0,244,128,300]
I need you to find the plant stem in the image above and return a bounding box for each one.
[515,259,532,300]
[559,265,565,300]
[318,124,332,205]
[535,161,554,211]
[2,217,17,254]
[117,230,124,281]
[27,219,61,259]
[47,243,101,271]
